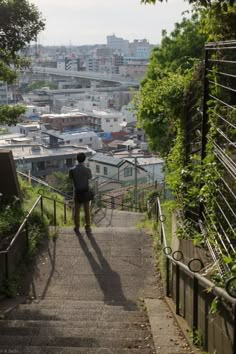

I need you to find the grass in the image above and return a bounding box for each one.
[136,200,173,290]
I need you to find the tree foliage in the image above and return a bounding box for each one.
[0,0,45,125]
[137,14,206,155]
[141,0,236,11]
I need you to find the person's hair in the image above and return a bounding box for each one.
[77,152,86,163]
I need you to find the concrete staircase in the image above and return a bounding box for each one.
[0,210,158,353]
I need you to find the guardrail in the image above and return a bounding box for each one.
[151,197,236,354]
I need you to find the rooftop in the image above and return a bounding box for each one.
[89,152,123,167]
[3,145,92,160]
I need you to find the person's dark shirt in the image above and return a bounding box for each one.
[69,163,92,193]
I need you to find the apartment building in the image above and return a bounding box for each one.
[41,112,101,132]
[90,110,126,133]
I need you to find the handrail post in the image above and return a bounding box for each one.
[5,253,9,281]
[53,200,57,226]
[234,305,236,354]
[166,256,170,297]
[193,277,199,344]
[64,204,67,224]
[156,199,159,223]
[175,263,180,315]
[40,196,44,219]
[25,220,29,250]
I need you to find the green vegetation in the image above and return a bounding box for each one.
[0,177,74,297]
[136,2,236,269]
[0,177,73,253]
[0,0,45,125]
[46,171,72,196]
[26,80,57,92]
[141,0,235,12]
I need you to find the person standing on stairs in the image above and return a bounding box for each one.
[69,152,93,235]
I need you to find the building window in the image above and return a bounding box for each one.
[90,137,92,141]
[96,165,100,173]
[124,167,132,177]
[104,167,108,175]
[79,139,83,142]
[114,118,118,122]
[106,119,110,122]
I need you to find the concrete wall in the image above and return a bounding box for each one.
[0,150,20,199]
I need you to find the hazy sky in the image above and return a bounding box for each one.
[31,0,192,46]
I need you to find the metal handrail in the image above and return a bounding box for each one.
[155,197,236,302]
[0,194,73,282]
[2,196,42,254]
[17,171,72,199]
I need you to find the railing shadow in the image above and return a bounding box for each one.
[21,237,57,301]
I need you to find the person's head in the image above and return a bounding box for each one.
[77,152,86,163]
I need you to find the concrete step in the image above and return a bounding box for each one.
[0,326,149,338]
[18,301,138,311]
[0,335,154,350]
[0,319,149,330]
[5,308,147,322]
[0,345,154,354]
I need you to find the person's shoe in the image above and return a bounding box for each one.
[74,227,81,235]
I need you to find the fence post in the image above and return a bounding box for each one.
[201,48,210,161]
[176,264,180,315]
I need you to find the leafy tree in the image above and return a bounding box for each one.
[26,80,57,92]
[0,0,45,125]
[137,14,206,155]
[149,14,206,73]
[141,0,236,11]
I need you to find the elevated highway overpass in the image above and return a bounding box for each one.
[30,66,140,88]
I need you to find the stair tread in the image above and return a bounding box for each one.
[0,345,154,354]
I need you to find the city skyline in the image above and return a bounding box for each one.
[31,0,192,46]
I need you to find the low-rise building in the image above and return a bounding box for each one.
[88,152,147,185]
[41,112,101,132]
[5,144,93,177]
[90,109,126,133]
[42,130,102,151]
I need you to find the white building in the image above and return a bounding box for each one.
[90,109,127,133]
[124,156,164,183]
[48,131,102,151]
[88,152,147,185]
